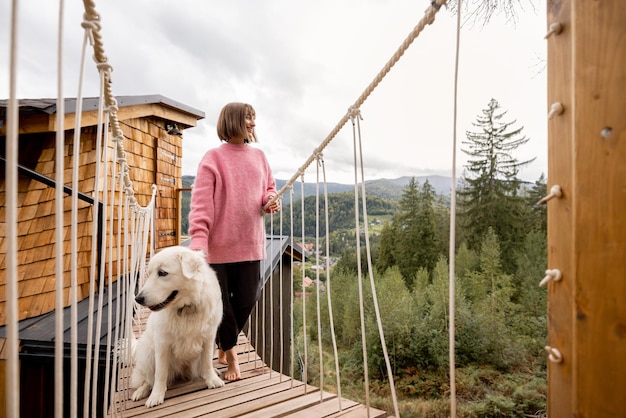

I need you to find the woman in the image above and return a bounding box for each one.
[188,102,280,381]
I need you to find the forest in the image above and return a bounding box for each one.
[285,99,549,417]
[182,97,549,416]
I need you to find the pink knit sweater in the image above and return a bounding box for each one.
[187,142,277,264]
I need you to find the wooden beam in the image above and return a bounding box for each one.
[571,0,626,415]
[546,0,574,415]
[547,0,626,416]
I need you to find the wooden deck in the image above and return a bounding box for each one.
[108,311,389,417]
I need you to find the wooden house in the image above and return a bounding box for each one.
[0,94,204,326]
[0,94,205,417]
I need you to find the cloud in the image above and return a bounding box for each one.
[2,0,547,185]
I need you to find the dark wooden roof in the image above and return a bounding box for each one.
[0,280,121,359]
[0,94,205,119]
[262,235,305,283]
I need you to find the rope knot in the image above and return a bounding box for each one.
[81,14,101,45]
[348,106,362,122]
[314,148,324,161]
[81,17,101,32]
[96,61,113,75]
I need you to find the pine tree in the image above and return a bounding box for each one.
[387,178,442,285]
[394,178,421,284]
[525,173,548,234]
[462,228,518,369]
[375,221,397,273]
[415,180,441,273]
[459,98,535,273]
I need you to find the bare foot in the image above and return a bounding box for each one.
[217,348,228,365]
[223,348,241,381]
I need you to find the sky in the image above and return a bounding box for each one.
[1,0,546,185]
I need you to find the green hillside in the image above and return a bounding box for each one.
[180,175,451,235]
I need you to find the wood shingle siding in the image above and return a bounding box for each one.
[0,95,204,325]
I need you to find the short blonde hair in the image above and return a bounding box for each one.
[216,102,257,143]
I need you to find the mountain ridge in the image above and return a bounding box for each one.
[183,174,454,201]
[275,175,455,201]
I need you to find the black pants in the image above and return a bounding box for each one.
[211,261,262,351]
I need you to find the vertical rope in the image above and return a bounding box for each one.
[123,177,134,325]
[314,154,324,400]
[279,199,285,379]
[71,24,91,417]
[269,214,275,377]
[289,187,296,387]
[262,269,267,373]
[88,70,108,418]
[449,1,462,416]
[250,273,257,368]
[351,113,371,415]
[104,119,119,417]
[54,1,65,417]
[5,2,20,417]
[319,158,343,410]
[112,187,131,418]
[108,152,124,418]
[300,177,308,391]
[100,110,114,417]
[354,111,400,417]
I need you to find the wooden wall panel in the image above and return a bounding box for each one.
[1,103,193,325]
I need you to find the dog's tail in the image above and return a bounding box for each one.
[114,334,137,366]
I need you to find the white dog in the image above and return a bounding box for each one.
[130,246,224,407]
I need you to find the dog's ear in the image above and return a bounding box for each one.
[179,251,202,280]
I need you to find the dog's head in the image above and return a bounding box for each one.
[135,246,207,311]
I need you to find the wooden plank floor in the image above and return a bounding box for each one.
[108,310,389,417]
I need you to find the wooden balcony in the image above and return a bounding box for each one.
[109,333,388,417]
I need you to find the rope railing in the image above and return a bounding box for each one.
[265,0,448,209]
[6,1,157,417]
[87,0,448,415]
[259,2,450,416]
[5,0,457,416]
[81,0,142,209]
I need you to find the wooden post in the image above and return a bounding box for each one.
[547,1,626,416]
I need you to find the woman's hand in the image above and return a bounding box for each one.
[265,195,281,213]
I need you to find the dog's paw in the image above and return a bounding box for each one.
[205,373,225,389]
[145,390,165,408]
[130,384,150,402]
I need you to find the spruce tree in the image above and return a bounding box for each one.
[525,173,548,234]
[463,228,518,369]
[395,177,422,284]
[375,221,398,274]
[459,98,535,273]
[393,178,441,285]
